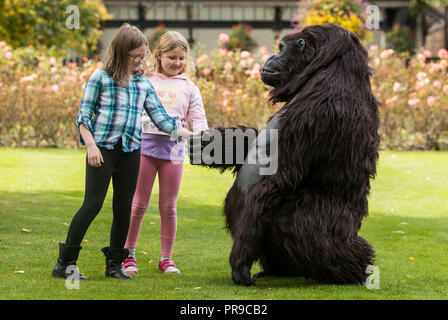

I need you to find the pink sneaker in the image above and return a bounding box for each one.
[158,259,180,274]
[122,256,138,274]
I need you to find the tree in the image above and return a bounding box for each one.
[0,0,111,56]
[296,0,370,40]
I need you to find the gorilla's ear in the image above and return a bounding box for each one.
[297,39,306,52]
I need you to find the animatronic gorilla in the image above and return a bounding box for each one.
[189,23,380,286]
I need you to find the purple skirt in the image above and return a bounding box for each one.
[140,133,185,161]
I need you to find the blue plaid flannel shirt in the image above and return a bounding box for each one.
[76,68,178,152]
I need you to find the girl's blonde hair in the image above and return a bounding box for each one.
[147,31,194,76]
[104,23,148,87]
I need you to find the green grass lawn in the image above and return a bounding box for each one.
[0,148,447,300]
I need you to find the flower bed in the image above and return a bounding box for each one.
[1,38,448,150]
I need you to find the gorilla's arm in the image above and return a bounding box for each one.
[188,126,259,174]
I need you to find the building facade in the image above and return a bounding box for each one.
[98,0,448,58]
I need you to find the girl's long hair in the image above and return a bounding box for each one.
[104,23,148,87]
[147,31,194,77]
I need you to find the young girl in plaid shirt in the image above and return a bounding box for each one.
[51,24,193,280]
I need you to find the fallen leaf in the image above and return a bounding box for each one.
[409,257,415,261]
[139,251,148,255]
[174,288,181,291]
[51,240,56,243]
[149,222,155,225]
[268,288,273,290]
[193,287,202,290]
[22,242,32,245]
[14,270,25,274]
[407,274,413,278]
[21,228,31,233]
[60,222,69,226]
[82,239,89,243]
[148,259,154,264]
[1,274,8,278]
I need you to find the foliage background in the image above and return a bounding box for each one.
[0,0,111,57]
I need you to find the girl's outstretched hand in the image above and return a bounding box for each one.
[177,127,195,139]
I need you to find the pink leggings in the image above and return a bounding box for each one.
[124,155,183,258]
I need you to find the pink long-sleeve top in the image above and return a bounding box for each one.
[141,73,208,161]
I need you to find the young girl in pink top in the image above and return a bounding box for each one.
[123,31,208,274]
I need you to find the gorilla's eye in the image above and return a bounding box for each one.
[297,39,306,52]
[279,42,285,51]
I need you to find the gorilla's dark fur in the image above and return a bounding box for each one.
[190,24,380,286]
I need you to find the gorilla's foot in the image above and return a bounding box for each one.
[231,265,255,286]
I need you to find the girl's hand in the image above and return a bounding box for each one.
[87,144,104,167]
[177,127,195,139]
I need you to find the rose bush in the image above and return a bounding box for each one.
[0,42,98,148]
[370,46,448,150]
[1,34,448,150]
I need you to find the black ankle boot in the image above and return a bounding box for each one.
[101,247,133,280]
[51,243,89,280]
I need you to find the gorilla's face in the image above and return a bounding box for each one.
[261,36,309,88]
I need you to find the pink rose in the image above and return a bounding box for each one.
[438,48,448,59]
[219,33,230,43]
[393,82,401,92]
[259,46,269,55]
[380,49,394,59]
[427,96,436,106]
[219,48,228,56]
[416,72,427,81]
[443,84,448,94]
[417,53,426,63]
[241,51,251,58]
[224,62,232,71]
[202,68,211,76]
[5,51,12,59]
[423,50,432,58]
[222,90,231,97]
[432,80,442,88]
[385,96,397,105]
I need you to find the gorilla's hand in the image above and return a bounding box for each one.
[188,129,214,165]
[188,127,258,174]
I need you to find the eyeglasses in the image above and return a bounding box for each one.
[129,50,150,63]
